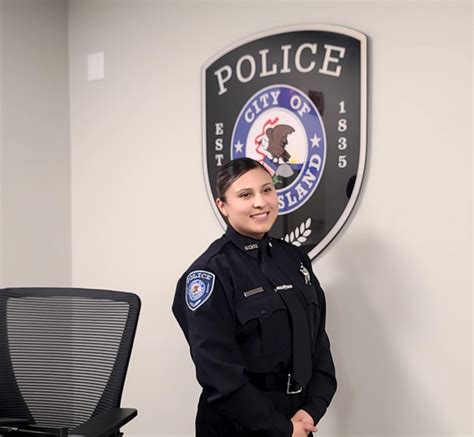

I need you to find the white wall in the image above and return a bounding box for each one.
[0,0,467,435]
[0,0,71,287]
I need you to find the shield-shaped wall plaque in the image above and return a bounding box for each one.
[203,25,367,259]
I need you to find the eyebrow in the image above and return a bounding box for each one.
[236,188,252,194]
[236,183,273,194]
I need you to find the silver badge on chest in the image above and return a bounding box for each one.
[299,263,311,285]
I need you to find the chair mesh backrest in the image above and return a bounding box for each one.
[0,288,140,429]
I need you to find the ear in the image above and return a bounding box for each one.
[215,198,228,217]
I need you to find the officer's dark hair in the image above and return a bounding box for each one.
[216,158,269,201]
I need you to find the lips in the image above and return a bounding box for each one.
[250,211,269,220]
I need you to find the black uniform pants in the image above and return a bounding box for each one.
[196,389,312,437]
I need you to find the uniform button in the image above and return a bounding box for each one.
[260,309,267,315]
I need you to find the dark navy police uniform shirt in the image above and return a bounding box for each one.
[172,226,336,436]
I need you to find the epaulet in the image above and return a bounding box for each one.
[270,236,307,259]
[270,236,295,250]
[187,235,228,272]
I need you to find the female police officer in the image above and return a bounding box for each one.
[172,158,336,437]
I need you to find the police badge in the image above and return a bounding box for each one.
[203,25,367,259]
[185,270,216,311]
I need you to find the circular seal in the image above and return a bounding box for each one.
[231,84,326,215]
[188,279,206,302]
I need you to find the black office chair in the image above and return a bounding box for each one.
[0,288,141,437]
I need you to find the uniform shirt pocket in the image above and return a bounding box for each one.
[235,293,288,357]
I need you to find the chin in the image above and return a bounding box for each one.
[248,223,272,237]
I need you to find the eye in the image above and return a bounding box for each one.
[263,186,274,193]
[239,192,251,198]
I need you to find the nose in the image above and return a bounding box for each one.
[252,192,267,209]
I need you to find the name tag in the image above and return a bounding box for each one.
[243,286,264,297]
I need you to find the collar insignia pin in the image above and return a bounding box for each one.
[244,243,259,251]
[300,263,311,285]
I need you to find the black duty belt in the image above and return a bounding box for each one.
[248,372,304,395]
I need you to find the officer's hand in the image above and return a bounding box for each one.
[291,409,315,426]
[291,419,317,436]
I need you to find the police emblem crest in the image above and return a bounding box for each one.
[185,270,215,311]
[203,25,367,259]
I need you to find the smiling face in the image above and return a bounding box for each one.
[216,167,279,239]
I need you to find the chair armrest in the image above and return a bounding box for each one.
[0,418,31,426]
[69,408,137,437]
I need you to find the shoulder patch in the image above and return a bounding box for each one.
[185,270,215,311]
